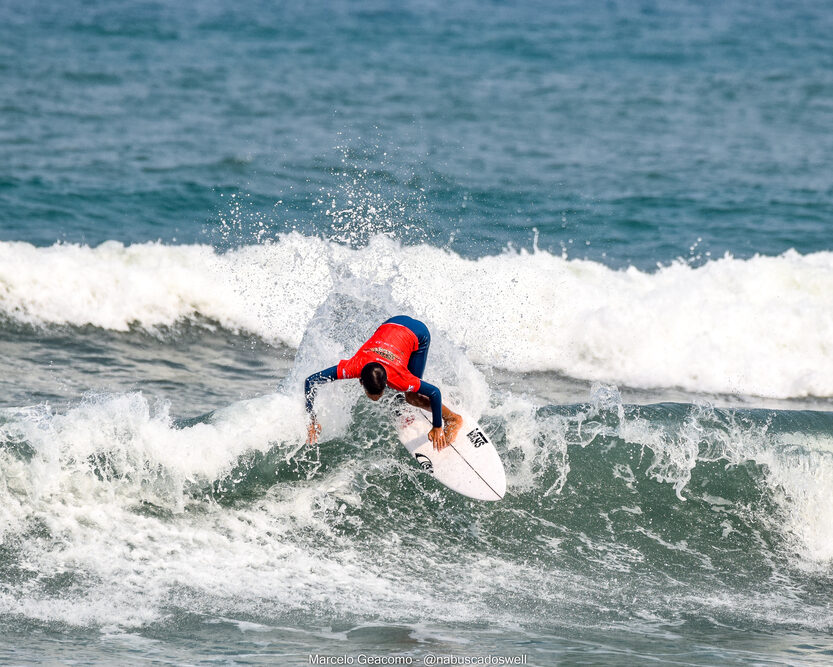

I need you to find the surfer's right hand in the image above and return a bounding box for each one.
[429,426,448,451]
[306,419,321,444]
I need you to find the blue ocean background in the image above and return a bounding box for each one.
[4,0,833,264]
[2,1,833,664]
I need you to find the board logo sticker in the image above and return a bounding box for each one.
[467,428,488,448]
[414,453,434,473]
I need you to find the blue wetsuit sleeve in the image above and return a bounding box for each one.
[417,381,443,428]
[304,365,339,417]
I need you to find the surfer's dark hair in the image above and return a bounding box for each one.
[360,362,387,395]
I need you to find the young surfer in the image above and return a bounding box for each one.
[304,315,463,450]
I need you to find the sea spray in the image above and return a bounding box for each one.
[1,237,832,399]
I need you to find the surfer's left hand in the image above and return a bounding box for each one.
[428,427,448,450]
[306,419,321,444]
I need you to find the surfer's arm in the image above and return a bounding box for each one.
[414,381,443,428]
[405,382,462,451]
[304,365,339,419]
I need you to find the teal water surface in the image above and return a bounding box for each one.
[2,0,833,664]
[2,0,833,264]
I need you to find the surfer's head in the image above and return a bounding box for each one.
[360,362,386,400]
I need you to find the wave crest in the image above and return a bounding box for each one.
[1,236,832,398]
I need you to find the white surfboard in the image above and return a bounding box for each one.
[396,406,506,501]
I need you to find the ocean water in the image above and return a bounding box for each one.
[2,0,833,664]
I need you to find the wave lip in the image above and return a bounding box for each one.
[1,237,832,399]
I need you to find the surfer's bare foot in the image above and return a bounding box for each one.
[443,411,462,445]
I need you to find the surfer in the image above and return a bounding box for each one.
[304,315,462,450]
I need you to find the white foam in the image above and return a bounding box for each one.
[0,390,422,627]
[2,237,831,399]
[1,384,831,638]
[0,384,533,630]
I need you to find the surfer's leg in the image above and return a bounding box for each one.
[404,391,430,411]
[441,405,463,444]
[407,333,430,378]
[383,315,431,377]
[396,317,431,377]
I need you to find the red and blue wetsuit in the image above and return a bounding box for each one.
[304,316,443,427]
